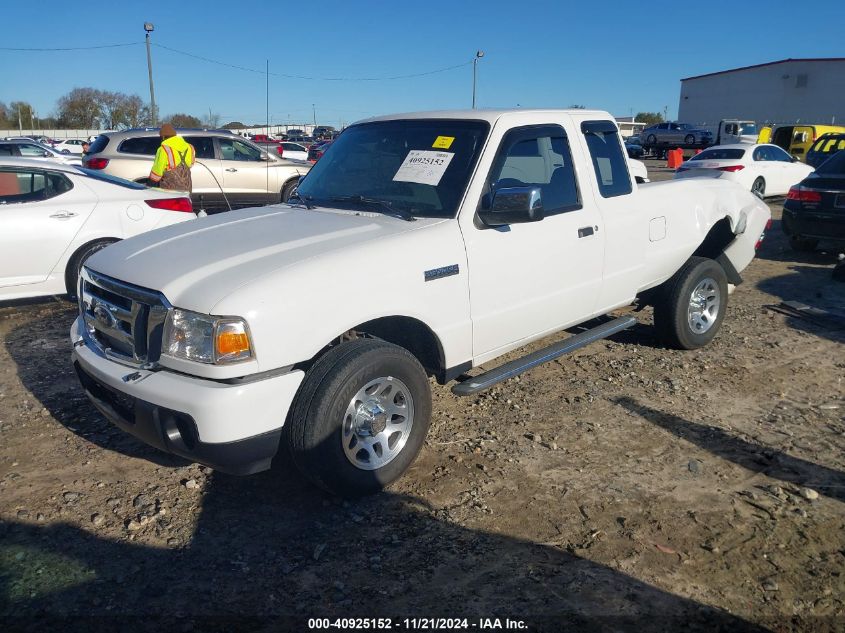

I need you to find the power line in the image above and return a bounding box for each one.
[0,42,141,51]
[153,43,474,81]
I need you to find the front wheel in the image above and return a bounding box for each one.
[654,256,728,350]
[286,339,432,496]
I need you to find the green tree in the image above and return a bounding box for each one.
[635,111,664,125]
[165,113,203,128]
[57,88,102,128]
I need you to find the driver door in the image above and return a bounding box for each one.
[218,137,273,207]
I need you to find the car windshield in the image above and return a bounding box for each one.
[689,148,745,161]
[816,150,845,174]
[296,119,490,218]
[79,168,148,189]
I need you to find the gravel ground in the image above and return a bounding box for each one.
[1,160,844,632]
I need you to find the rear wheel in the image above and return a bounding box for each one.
[647,134,657,145]
[751,177,766,198]
[281,179,298,203]
[684,134,695,145]
[65,239,117,297]
[789,236,818,252]
[654,256,728,350]
[286,339,432,496]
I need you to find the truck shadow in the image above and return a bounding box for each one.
[1,469,770,632]
[3,303,188,468]
[614,396,845,503]
[754,217,843,265]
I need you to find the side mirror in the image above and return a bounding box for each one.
[478,187,545,227]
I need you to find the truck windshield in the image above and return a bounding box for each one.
[739,123,758,136]
[296,119,490,218]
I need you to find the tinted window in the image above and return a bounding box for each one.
[817,150,845,174]
[88,135,110,154]
[489,125,580,215]
[0,144,16,156]
[0,169,73,204]
[183,136,215,159]
[219,138,262,161]
[581,121,632,198]
[690,148,745,161]
[118,137,161,155]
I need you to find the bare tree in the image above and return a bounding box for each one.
[57,88,102,128]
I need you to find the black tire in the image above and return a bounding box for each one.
[647,134,657,145]
[789,235,818,252]
[286,338,432,496]
[65,239,117,297]
[684,134,695,145]
[281,179,297,203]
[653,256,728,350]
[751,177,766,198]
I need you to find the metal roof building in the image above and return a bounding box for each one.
[677,58,845,126]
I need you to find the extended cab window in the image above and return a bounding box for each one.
[0,169,73,205]
[581,121,632,198]
[487,125,580,216]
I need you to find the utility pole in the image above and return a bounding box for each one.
[18,105,22,133]
[472,50,484,109]
[144,23,157,125]
[312,104,316,127]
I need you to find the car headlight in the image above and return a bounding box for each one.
[162,308,254,364]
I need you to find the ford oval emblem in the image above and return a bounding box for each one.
[93,303,116,329]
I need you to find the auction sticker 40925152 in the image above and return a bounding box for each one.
[393,150,455,186]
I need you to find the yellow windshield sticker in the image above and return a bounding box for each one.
[432,136,455,149]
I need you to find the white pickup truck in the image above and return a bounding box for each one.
[71,109,771,496]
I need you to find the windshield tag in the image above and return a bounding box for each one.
[393,150,454,186]
[432,135,455,149]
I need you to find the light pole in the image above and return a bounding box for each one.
[472,50,484,109]
[144,22,157,126]
[312,104,316,127]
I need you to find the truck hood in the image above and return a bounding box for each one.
[86,204,440,313]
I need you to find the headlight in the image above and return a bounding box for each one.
[162,308,254,364]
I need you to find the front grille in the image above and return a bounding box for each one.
[79,268,170,366]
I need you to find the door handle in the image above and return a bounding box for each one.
[578,226,595,238]
[49,211,78,219]
[225,168,238,172]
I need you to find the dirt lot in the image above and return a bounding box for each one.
[1,160,844,632]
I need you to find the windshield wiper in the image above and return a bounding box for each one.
[287,190,315,209]
[328,195,416,222]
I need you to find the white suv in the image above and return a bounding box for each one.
[84,129,311,213]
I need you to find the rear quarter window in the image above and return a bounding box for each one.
[117,137,161,155]
[88,135,110,154]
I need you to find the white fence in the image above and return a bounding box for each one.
[1,129,109,140]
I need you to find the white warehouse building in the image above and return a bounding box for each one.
[678,58,845,126]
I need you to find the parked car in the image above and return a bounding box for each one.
[805,133,845,169]
[71,108,770,496]
[288,135,316,147]
[641,122,713,147]
[279,142,309,161]
[624,137,644,158]
[782,149,845,252]
[0,158,195,301]
[0,140,82,166]
[674,144,814,197]
[307,140,332,162]
[53,139,88,155]
[82,128,311,213]
[285,129,304,137]
[313,125,336,140]
[770,124,845,160]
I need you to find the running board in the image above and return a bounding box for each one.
[451,315,637,396]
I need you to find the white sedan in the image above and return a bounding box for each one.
[0,158,196,301]
[278,142,309,161]
[674,143,815,197]
[53,138,87,155]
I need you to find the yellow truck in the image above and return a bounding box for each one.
[768,124,845,160]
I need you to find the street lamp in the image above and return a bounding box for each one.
[144,22,157,126]
[472,50,484,109]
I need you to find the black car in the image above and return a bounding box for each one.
[782,149,845,251]
[624,137,644,158]
[806,133,845,169]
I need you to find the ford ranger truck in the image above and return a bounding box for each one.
[71,109,771,496]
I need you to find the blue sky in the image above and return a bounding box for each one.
[2,0,844,127]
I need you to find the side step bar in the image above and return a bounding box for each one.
[451,315,636,396]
